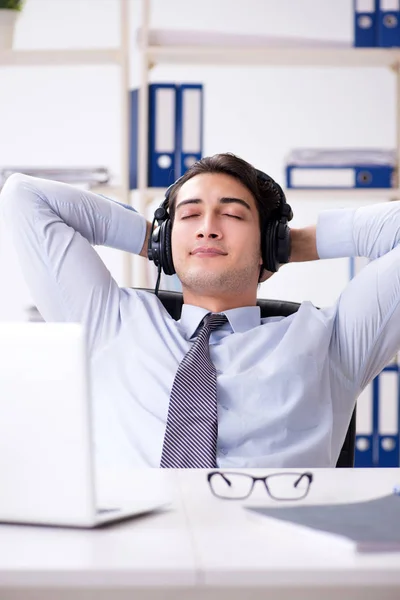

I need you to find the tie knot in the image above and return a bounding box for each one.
[204,312,228,332]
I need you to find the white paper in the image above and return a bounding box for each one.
[290,168,356,188]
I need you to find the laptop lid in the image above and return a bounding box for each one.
[0,322,97,527]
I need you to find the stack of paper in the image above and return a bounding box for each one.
[285,148,396,189]
[0,167,110,189]
[247,493,400,552]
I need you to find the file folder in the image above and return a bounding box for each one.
[129,88,139,190]
[377,0,400,47]
[286,149,395,189]
[149,83,178,187]
[176,84,203,177]
[355,383,375,467]
[129,84,178,189]
[354,0,378,47]
[377,365,400,467]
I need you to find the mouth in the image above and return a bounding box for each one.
[191,248,227,257]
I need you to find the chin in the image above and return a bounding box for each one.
[178,268,253,295]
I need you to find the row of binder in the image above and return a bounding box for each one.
[355,364,400,467]
[130,83,204,189]
[354,0,400,47]
[349,257,400,467]
[285,149,396,189]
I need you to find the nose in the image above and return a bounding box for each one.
[195,214,222,240]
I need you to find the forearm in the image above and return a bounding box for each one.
[289,225,318,263]
[0,174,151,340]
[0,173,147,255]
[140,221,152,258]
[316,201,400,261]
[289,201,400,264]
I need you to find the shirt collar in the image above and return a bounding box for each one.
[179,303,262,339]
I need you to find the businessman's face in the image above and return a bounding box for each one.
[171,173,263,296]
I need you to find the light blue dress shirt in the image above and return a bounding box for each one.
[2,174,400,468]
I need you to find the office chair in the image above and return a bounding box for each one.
[139,288,356,468]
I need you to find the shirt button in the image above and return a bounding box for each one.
[216,369,223,375]
[219,448,228,456]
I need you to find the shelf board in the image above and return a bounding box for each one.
[90,185,126,197]
[131,188,168,205]
[147,46,400,68]
[285,188,400,200]
[136,186,400,203]
[0,49,123,67]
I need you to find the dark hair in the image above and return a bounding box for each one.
[167,153,281,231]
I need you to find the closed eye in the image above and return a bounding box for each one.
[224,214,242,220]
[181,213,243,220]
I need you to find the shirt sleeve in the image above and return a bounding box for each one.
[316,200,400,391]
[0,173,147,352]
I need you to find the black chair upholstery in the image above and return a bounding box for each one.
[139,288,356,468]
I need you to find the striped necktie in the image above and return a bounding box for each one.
[160,312,228,468]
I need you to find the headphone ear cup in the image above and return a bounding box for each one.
[262,220,279,273]
[276,221,291,265]
[160,218,175,276]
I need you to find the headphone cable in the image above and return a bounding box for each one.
[155,264,162,297]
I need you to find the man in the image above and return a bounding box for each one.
[1,153,399,469]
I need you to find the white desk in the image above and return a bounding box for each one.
[0,468,400,600]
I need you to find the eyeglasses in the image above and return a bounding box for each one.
[207,470,313,501]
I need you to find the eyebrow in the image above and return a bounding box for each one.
[176,197,252,211]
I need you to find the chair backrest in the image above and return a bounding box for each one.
[139,288,356,468]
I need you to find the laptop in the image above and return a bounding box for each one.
[0,321,168,528]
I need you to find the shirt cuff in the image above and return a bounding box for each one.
[316,208,357,259]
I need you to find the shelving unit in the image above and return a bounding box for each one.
[0,48,123,66]
[146,45,400,68]
[142,186,400,202]
[4,1,400,290]
[134,0,400,288]
[0,0,132,285]
[285,188,400,201]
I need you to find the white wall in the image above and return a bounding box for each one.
[0,0,395,320]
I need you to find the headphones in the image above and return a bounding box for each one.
[148,168,293,277]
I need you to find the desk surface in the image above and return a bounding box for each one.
[1,468,400,600]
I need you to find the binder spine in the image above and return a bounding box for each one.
[354,0,378,47]
[377,0,400,47]
[377,365,400,467]
[355,382,375,467]
[148,83,178,188]
[129,89,139,190]
[176,84,204,177]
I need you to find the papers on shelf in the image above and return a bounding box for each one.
[0,167,110,188]
[286,148,397,167]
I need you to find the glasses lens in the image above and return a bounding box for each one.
[209,472,253,499]
[266,472,310,500]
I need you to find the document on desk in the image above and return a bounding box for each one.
[246,494,400,552]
